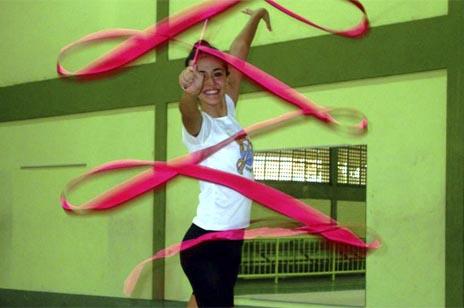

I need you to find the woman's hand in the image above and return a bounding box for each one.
[179,65,204,96]
[242,8,272,31]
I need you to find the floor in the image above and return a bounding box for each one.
[235,274,365,307]
[236,290,365,307]
[0,275,364,307]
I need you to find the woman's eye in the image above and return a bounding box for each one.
[213,72,224,78]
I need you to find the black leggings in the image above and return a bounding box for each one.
[180,224,244,307]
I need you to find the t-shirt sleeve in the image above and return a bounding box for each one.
[182,112,211,151]
[225,94,236,118]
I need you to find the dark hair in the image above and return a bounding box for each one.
[184,40,229,75]
[184,40,212,67]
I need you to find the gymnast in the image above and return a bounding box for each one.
[177,8,271,308]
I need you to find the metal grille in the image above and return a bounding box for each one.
[239,236,366,282]
[253,148,330,183]
[333,243,366,273]
[240,239,277,277]
[337,145,367,185]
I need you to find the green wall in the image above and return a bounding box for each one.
[0,0,156,87]
[0,107,155,299]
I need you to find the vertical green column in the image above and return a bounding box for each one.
[153,102,167,299]
[329,148,339,220]
[446,1,464,307]
[152,0,170,300]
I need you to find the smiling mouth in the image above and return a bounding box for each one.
[203,89,220,96]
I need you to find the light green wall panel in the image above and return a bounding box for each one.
[164,70,446,306]
[164,102,199,302]
[0,106,155,299]
[0,0,156,87]
[168,0,448,60]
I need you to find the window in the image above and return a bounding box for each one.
[253,148,330,183]
[337,145,367,185]
[253,145,367,186]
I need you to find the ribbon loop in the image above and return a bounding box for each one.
[57,0,368,78]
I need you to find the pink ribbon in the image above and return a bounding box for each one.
[265,0,368,38]
[123,226,373,295]
[59,0,375,295]
[63,154,380,296]
[57,0,368,77]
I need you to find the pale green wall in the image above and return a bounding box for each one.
[0,106,155,299]
[0,0,157,87]
[168,0,448,60]
[165,103,199,301]
[165,70,446,307]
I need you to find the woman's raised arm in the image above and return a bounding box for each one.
[227,8,272,104]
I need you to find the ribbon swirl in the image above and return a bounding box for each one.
[58,0,376,296]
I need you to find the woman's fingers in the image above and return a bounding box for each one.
[263,11,272,31]
[180,67,195,86]
[179,70,192,91]
[179,66,204,95]
[241,8,272,31]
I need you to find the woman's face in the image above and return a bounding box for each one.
[195,55,228,109]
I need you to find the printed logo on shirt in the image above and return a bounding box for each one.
[236,137,253,175]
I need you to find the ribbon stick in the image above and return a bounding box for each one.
[192,19,209,65]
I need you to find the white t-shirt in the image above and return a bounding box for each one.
[182,95,253,231]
